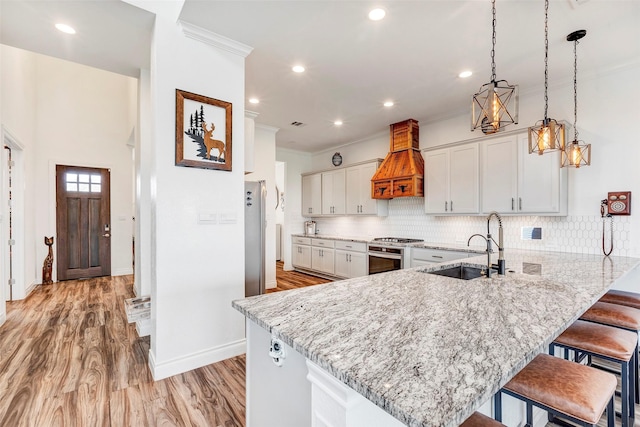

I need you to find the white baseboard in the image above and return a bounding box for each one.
[266,279,277,289]
[136,319,151,337]
[149,338,246,380]
[25,282,37,298]
[112,267,134,276]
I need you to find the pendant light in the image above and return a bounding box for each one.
[471,0,518,134]
[562,30,591,168]
[528,0,565,155]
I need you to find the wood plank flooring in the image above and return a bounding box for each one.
[0,276,245,427]
[1,269,636,426]
[267,261,332,293]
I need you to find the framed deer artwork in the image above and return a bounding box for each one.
[175,89,232,171]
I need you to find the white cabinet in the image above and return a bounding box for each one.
[482,132,567,215]
[482,135,518,213]
[311,239,335,275]
[292,237,369,279]
[302,173,322,216]
[424,143,479,214]
[345,162,388,216]
[518,133,565,213]
[321,170,346,215]
[334,241,367,279]
[410,247,475,268]
[292,237,312,270]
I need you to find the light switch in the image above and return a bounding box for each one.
[198,212,217,224]
[219,211,237,224]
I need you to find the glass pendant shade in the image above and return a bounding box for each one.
[561,140,591,168]
[528,118,565,155]
[471,80,519,134]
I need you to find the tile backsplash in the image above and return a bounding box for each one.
[312,197,632,257]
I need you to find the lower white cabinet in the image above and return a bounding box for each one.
[292,237,312,270]
[334,241,368,279]
[292,244,312,269]
[410,247,475,268]
[311,247,335,275]
[292,236,368,279]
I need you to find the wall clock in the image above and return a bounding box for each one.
[332,152,342,167]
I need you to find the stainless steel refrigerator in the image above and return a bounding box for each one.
[245,181,266,297]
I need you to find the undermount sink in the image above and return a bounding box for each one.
[425,265,496,280]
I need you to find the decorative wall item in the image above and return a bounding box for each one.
[332,152,343,166]
[175,89,233,171]
[42,236,54,285]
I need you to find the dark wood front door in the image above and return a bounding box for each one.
[56,165,111,281]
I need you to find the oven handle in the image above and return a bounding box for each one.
[368,251,403,260]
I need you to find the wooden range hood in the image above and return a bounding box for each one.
[371,119,424,199]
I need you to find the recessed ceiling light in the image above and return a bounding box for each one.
[55,23,76,34]
[249,98,260,104]
[383,101,394,107]
[369,8,386,21]
[292,65,305,73]
[458,70,473,78]
[334,120,343,126]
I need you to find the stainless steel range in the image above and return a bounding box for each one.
[368,237,424,275]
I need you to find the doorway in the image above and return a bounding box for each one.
[56,165,111,280]
[1,127,25,305]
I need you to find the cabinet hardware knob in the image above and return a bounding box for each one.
[511,198,514,211]
[450,200,453,211]
[445,201,448,212]
[519,197,522,211]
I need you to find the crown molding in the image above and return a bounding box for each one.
[256,124,279,133]
[179,21,253,58]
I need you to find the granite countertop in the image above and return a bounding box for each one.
[233,250,640,427]
[292,233,370,243]
[292,234,485,253]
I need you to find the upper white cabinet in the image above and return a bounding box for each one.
[481,131,567,215]
[424,143,479,214]
[302,174,322,216]
[322,169,346,215]
[346,162,389,215]
[301,160,387,217]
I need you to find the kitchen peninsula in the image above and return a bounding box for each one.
[233,250,640,427]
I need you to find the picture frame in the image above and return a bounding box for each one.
[175,89,232,171]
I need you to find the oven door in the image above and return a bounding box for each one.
[368,251,403,275]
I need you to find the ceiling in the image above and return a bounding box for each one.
[2,1,639,152]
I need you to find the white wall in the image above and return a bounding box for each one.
[0,46,37,301]
[34,54,137,280]
[245,125,278,289]
[275,148,313,270]
[142,9,248,379]
[304,63,640,258]
[1,46,136,299]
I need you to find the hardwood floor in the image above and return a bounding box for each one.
[268,261,332,293]
[0,276,245,427]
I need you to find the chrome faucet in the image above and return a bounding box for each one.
[467,211,506,277]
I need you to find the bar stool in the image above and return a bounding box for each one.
[494,354,616,427]
[550,319,637,427]
[459,412,505,427]
[580,301,640,404]
[599,289,640,310]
